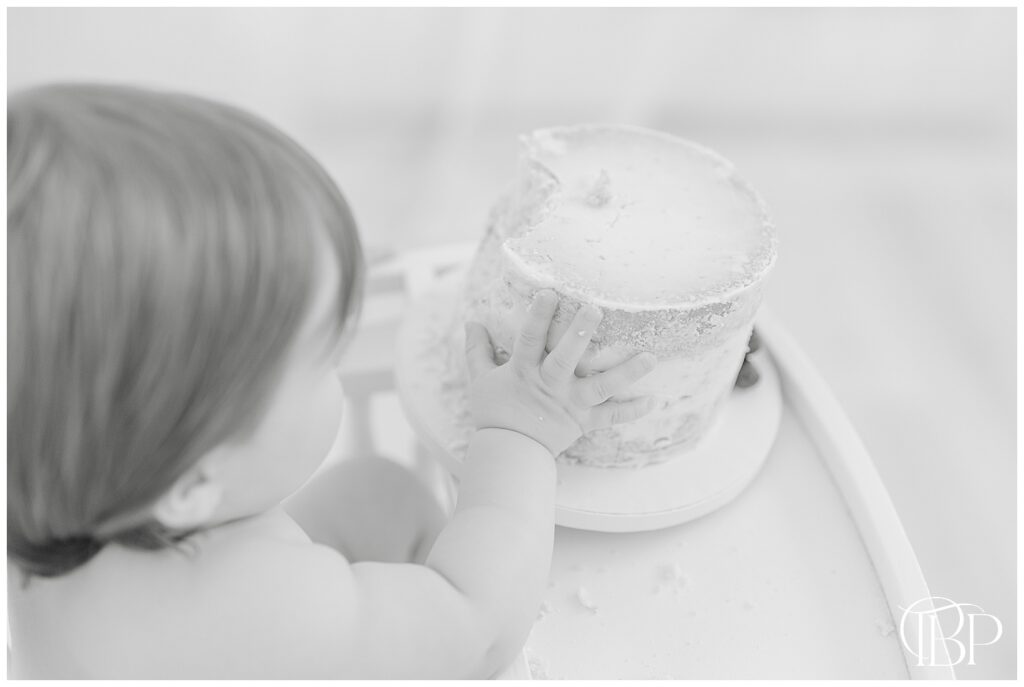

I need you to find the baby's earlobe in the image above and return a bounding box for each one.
[151,465,224,531]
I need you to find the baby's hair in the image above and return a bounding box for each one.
[8,83,365,577]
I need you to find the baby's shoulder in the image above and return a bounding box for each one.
[199,506,354,585]
[147,510,363,677]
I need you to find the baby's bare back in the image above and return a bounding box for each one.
[7,509,354,678]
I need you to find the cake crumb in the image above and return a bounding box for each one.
[576,586,598,613]
[655,562,691,594]
[524,650,550,679]
[876,619,896,637]
[585,169,613,207]
[536,600,553,621]
[660,563,686,581]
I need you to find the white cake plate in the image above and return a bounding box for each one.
[394,268,783,533]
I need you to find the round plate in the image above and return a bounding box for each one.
[394,268,783,532]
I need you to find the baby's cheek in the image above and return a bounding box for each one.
[314,376,346,455]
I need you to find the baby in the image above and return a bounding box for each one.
[6,84,658,678]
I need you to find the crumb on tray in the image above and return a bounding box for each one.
[576,586,598,613]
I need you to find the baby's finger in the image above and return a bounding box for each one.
[464,322,497,380]
[575,352,657,406]
[588,396,657,428]
[512,289,558,371]
[541,304,602,382]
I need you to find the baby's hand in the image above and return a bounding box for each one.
[464,289,658,456]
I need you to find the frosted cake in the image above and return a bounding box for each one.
[451,124,777,468]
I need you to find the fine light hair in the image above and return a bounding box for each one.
[8,83,365,577]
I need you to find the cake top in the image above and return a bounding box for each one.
[501,124,777,310]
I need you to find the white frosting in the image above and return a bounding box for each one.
[504,124,776,310]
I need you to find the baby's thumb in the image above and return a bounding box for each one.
[464,322,497,379]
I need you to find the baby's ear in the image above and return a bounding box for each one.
[151,461,224,531]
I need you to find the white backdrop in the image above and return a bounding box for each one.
[7,7,1016,678]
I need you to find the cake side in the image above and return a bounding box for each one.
[467,256,765,466]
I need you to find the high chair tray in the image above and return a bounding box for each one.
[375,243,951,679]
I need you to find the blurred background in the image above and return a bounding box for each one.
[7,7,1015,678]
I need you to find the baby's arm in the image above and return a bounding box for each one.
[344,291,657,677]
[328,432,552,677]
[410,290,657,675]
[420,427,556,675]
[339,427,553,677]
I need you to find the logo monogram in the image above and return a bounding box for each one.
[898,596,1003,667]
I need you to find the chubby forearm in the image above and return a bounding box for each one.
[451,428,556,516]
[424,428,557,674]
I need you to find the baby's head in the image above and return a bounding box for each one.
[8,83,365,577]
